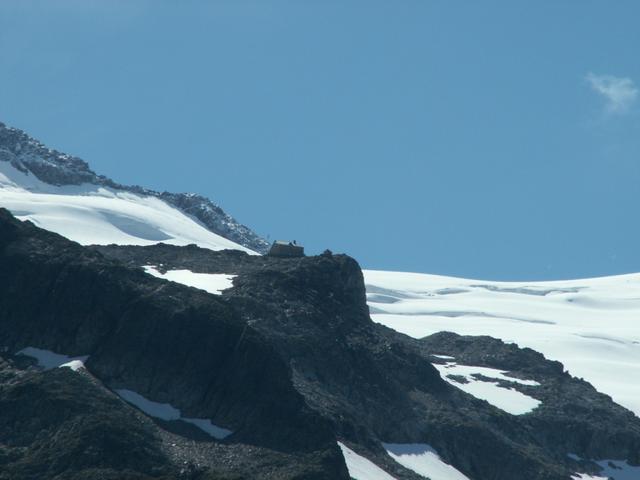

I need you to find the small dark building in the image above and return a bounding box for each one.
[268,240,305,258]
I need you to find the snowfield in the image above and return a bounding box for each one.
[143,266,236,295]
[364,270,640,417]
[338,442,470,480]
[383,443,470,480]
[337,442,397,480]
[432,361,541,415]
[17,347,88,371]
[0,162,254,253]
[116,389,232,439]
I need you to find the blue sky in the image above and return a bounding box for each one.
[1,1,639,280]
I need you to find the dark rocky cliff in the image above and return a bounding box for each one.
[0,209,345,479]
[0,209,639,479]
[93,242,640,479]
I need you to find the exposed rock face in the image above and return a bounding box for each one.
[0,358,173,480]
[92,241,640,480]
[0,353,342,480]
[0,122,269,253]
[1,210,639,479]
[0,209,346,479]
[421,332,640,466]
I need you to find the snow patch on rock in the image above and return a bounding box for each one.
[143,266,236,295]
[571,474,608,480]
[337,442,397,480]
[432,362,541,415]
[115,389,232,440]
[383,443,470,480]
[17,347,88,371]
[569,454,640,480]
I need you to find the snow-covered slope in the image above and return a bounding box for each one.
[0,161,255,252]
[0,121,269,252]
[364,270,640,417]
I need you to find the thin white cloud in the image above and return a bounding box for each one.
[586,73,638,114]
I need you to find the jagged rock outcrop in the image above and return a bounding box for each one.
[0,122,269,253]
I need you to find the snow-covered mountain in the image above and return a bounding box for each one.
[0,121,269,253]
